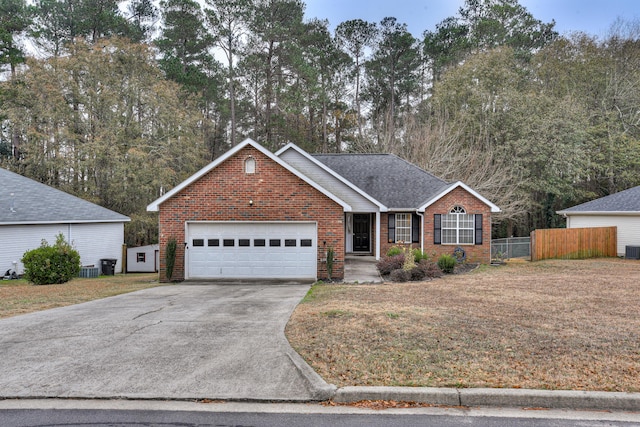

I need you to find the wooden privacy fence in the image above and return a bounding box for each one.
[530,227,617,261]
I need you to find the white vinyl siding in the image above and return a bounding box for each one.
[0,222,125,274]
[567,214,640,256]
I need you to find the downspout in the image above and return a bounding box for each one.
[416,211,424,254]
[375,211,381,260]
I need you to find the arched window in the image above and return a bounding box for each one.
[244,157,256,174]
[442,206,474,244]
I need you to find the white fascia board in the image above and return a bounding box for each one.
[418,181,501,213]
[0,219,130,226]
[276,143,387,212]
[557,210,640,216]
[147,138,352,212]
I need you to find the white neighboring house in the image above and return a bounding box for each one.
[557,185,640,257]
[0,168,130,275]
[126,244,159,273]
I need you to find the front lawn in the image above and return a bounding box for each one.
[0,273,162,319]
[286,258,640,392]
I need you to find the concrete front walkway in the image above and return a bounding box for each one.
[0,284,334,401]
[343,255,383,283]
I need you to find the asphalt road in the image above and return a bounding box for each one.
[1,402,638,427]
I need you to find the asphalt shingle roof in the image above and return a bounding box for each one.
[0,168,130,224]
[312,153,450,209]
[558,185,640,213]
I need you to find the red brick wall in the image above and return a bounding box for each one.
[158,146,344,281]
[380,187,493,263]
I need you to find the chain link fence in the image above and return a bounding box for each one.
[491,237,531,261]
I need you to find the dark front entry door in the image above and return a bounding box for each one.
[353,214,370,252]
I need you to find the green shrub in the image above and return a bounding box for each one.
[412,248,429,263]
[21,234,81,285]
[165,237,177,280]
[386,246,403,257]
[326,246,335,280]
[437,254,457,274]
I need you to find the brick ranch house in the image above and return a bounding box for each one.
[147,139,500,281]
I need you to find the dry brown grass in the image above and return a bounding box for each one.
[286,258,640,392]
[0,273,162,319]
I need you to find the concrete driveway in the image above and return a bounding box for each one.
[0,283,335,401]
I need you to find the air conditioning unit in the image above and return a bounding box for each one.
[625,246,640,260]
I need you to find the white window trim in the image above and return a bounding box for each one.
[442,206,475,245]
[244,156,256,174]
[395,213,411,243]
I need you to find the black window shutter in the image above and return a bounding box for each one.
[475,214,483,245]
[388,214,395,243]
[434,214,441,245]
[412,214,420,243]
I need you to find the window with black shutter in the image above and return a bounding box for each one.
[475,214,483,245]
[388,214,395,243]
[434,214,442,245]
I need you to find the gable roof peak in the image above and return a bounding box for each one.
[147,139,352,212]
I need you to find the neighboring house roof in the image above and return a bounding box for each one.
[0,168,130,225]
[557,186,640,215]
[147,138,352,212]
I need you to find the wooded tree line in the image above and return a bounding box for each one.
[1,0,639,244]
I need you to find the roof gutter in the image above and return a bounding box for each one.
[0,219,131,225]
[556,211,640,216]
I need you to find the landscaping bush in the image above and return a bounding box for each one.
[412,248,429,263]
[437,254,457,274]
[402,248,416,271]
[376,254,404,276]
[326,246,335,280]
[389,269,411,282]
[21,234,81,285]
[409,266,426,281]
[165,237,177,280]
[417,259,443,279]
[386,246,403,257]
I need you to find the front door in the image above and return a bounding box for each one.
[353,214,370,252]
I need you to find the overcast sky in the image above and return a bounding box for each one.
[303,0,640,38]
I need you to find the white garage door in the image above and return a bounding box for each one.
[186,222,317,280]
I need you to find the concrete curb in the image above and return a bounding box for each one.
[286,350,337,401]
[332,386,640,411]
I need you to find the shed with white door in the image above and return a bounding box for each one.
[126,244,160,273]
